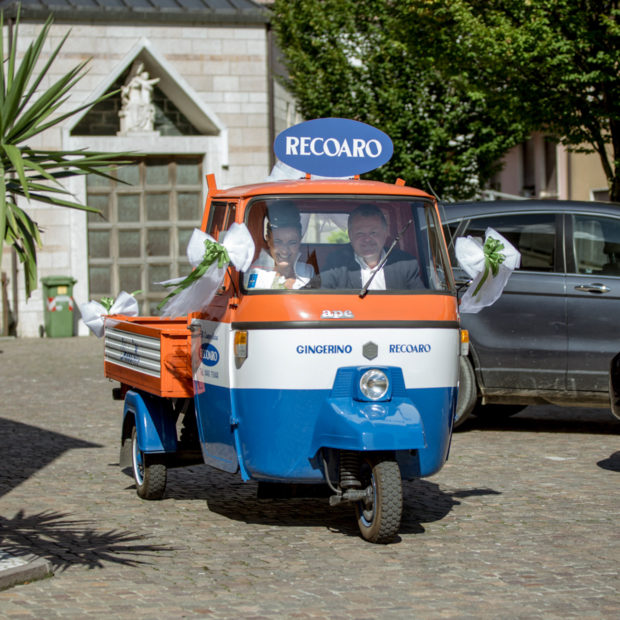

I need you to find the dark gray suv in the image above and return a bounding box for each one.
[441,200,620,427]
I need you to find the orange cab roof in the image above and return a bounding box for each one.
[209,177,434,200]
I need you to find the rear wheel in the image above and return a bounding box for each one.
[131,426,166,500]
[355,454,402,544]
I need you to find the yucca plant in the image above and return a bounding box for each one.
[1,10,129,297]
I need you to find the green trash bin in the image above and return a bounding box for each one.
[41,276,77,338]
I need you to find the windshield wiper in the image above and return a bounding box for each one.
[359,218,414,298]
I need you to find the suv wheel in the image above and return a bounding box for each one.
[454,356,477,429]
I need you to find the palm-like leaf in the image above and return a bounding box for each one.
[1,10,132,297]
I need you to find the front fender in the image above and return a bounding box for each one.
[122,390,178,456]
[309,396,426,456]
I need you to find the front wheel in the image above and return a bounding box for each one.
[355,455,402,544]
[131,426,166,500]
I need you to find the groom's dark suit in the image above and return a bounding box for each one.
[309,244,424,290]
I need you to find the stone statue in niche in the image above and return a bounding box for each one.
[118,62,160,134]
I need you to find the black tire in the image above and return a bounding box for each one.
[609,353,620,420]
[355,455,402,544]
[473,403,527,420]
[453,356,477,429]
[131,426,166,500]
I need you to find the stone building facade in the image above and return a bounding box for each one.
[0,0,295,336]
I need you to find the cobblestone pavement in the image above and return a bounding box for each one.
[0,337,618,618]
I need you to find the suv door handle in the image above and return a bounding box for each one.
[574,283,611,294]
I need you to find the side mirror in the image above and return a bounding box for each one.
[453,267,472,298]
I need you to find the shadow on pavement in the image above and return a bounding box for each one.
[457,406,620,435]
[597,451,620,472]
[0,417,101,499]
[399,482,501,536]
[0,510,175,571]
[153,466,500,541]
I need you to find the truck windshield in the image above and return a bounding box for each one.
[242,195,452,293]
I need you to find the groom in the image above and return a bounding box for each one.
[313,204,423,291]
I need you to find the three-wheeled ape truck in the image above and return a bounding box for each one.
[101,119,466,543]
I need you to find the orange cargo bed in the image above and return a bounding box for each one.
[103,316,193,398]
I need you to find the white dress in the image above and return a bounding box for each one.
[244,249,315,289]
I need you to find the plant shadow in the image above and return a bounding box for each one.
[0,510,174,572]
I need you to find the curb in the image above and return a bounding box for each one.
[0,551,53,591]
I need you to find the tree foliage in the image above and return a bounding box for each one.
[272,0,620,201]
[272,0,530,199]
[1,11,128,297]
[448,0,620,201]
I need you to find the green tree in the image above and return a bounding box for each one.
[272,0,620,201]
[1,12,127,297]
[444,0,620,201]
[271,0,530,199]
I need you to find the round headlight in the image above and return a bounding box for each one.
[360,369,389,401]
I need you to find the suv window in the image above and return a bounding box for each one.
[572,214,620,276]
[457,213,557,273]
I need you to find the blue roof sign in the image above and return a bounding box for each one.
[273,118,394,177]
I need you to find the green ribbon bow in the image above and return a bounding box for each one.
[99,290,142,312]
[472,237,506,297]
[99,296,115,312]
[157,239,230,310]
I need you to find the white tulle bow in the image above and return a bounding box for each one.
[455,227,521,314]
[158,223,254,318]
[79,291,140,338]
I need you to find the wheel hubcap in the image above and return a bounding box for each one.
[359,476,377,526]
[132,435,145,485]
